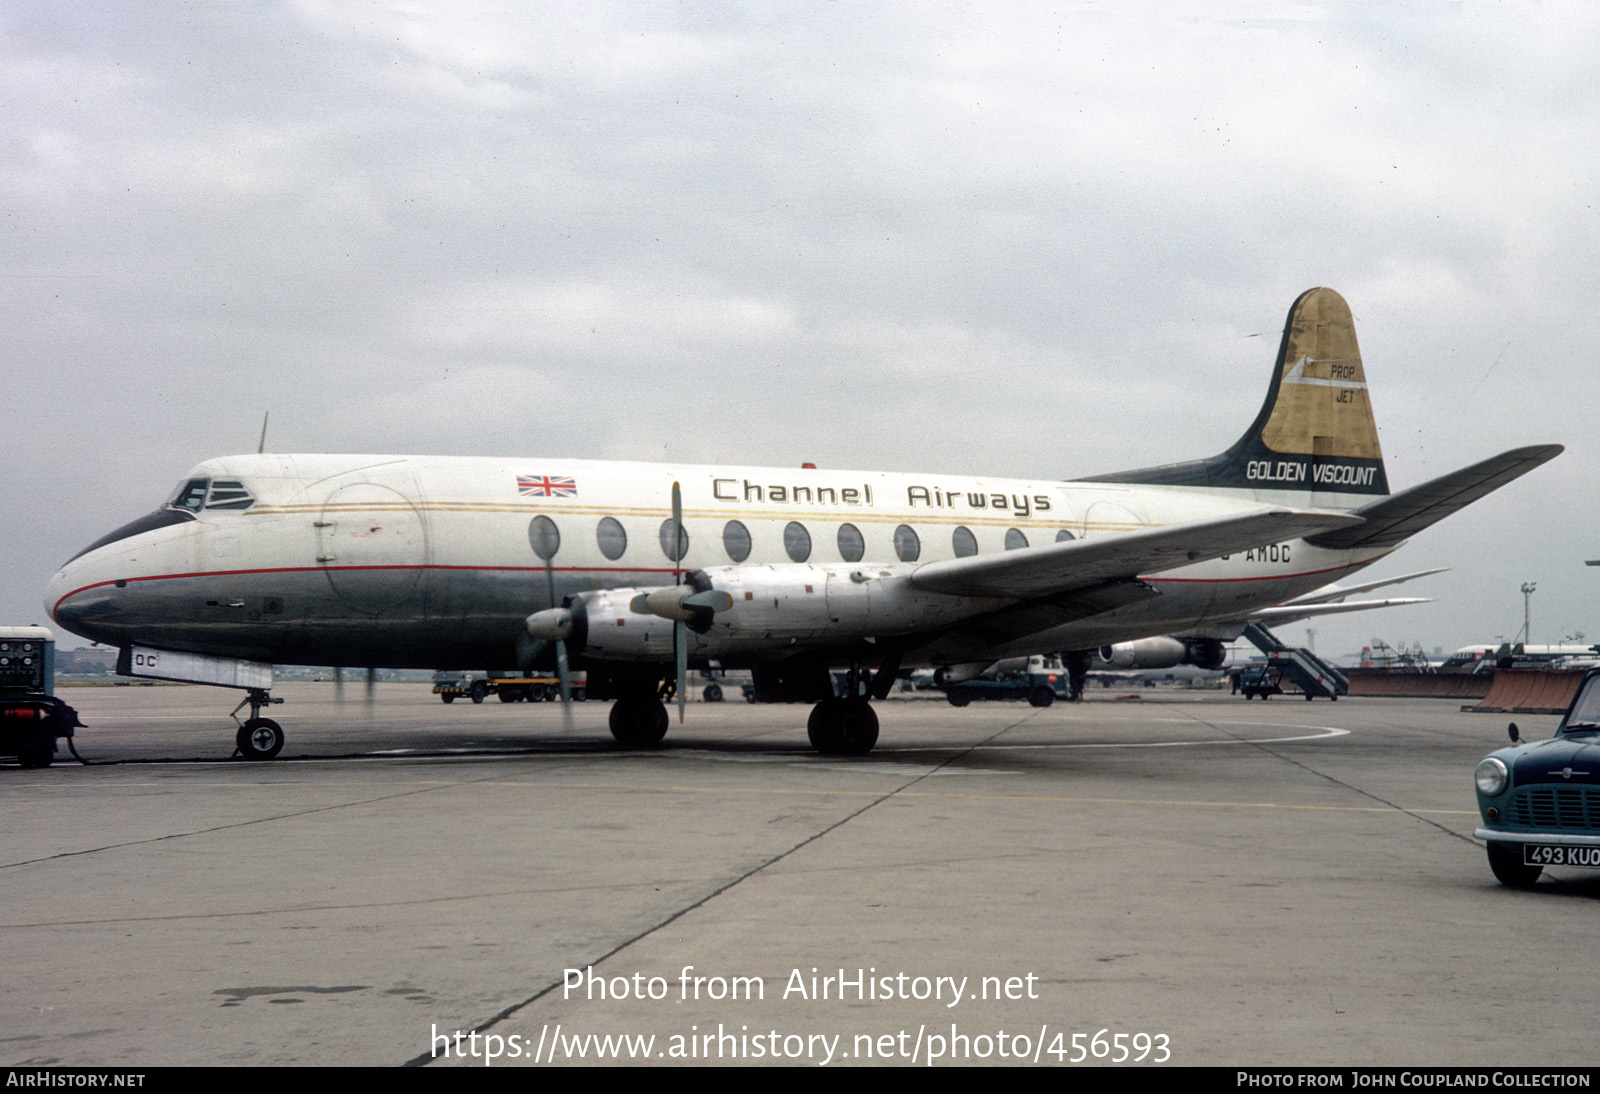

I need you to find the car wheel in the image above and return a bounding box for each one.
[1487,842,1542,888]
[947,689,971,707]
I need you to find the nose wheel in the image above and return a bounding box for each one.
[231,688,286,760]
[236,718,284,760]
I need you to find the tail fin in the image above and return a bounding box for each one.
[1080,287,1390,503]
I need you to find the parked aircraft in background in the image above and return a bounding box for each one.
[46,289,1560,756]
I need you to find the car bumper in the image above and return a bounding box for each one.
[1475,827,1600,847]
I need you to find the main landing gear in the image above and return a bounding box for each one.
[231,688,285,760]
[805,656,896,755]
[609,695,669,748]
[601,654,898,755]
[806,698,878,755]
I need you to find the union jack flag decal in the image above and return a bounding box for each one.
[517,475,578,498]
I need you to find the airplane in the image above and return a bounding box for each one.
[44,288,1561,758]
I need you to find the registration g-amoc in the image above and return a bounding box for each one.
[46,289,1560,758]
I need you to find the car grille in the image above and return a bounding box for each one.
[1509,786,1600,829]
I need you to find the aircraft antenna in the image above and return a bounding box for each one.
[257,411,270,454]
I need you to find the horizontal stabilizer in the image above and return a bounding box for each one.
[1304,445,1562,551]
[1247,597,1431,626]
[911,506,1362,600]
[1277,567,1448,608]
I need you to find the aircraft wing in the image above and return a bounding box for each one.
[1245,596,1432,627]
[909,507,1363,600]
[1304,445,1562,551]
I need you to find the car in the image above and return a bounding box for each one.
[1473,667,1600,887]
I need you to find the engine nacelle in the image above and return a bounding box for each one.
[1183,637,1227,671]
[570,564,995,662]
[1096,636,1227,671]
[934,662,996,686]
[1098,637,1187,669]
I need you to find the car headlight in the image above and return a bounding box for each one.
[1475,757,1509,796]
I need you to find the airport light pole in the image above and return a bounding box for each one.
[1521,582,1536,647]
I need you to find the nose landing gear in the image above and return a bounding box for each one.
[231,688,285,760]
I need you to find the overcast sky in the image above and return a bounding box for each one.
[4,1,1595,660]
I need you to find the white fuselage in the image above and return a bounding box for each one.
[46,453,1391,670]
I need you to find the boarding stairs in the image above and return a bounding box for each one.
[1241,623,1349,700]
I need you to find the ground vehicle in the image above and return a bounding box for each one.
[1473,668,1600,886]
[1,626,82,768]
[1236,664,1285,700]
[942,655,1073,708]
[432,670,586,704]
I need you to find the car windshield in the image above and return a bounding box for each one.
[1562,678,1600,733]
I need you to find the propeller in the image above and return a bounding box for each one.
[526,514,574,732]
[546,557,573,732]
[332,665,377,716]
[626,482,733,723]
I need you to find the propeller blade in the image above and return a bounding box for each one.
[671,480,683,585]
[334,665,345,702]
[556,638,573,733]
[670,480,686,721]
[544,555,574,732]
[675,620,687,724]
[365,666,377,715]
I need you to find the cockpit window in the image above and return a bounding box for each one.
[205,481,254,510]
[165,478,255,513]
[66,475,255,563]
[170,479,210,512]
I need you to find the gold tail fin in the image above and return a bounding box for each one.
[1080,287,1389,501]
[1260,287,1383,467]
